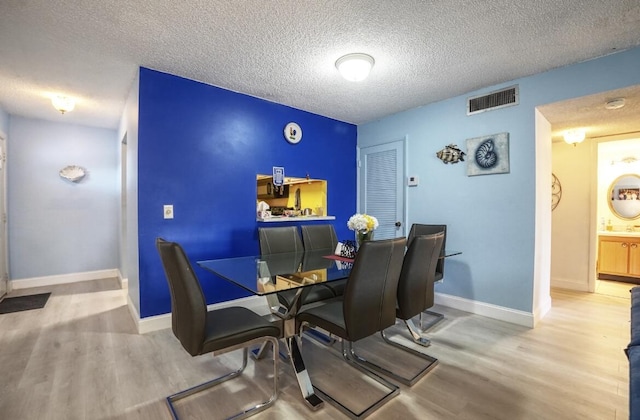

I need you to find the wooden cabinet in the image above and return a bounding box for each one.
[598,235,640,279]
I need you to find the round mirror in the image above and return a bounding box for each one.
[608,174,640,220]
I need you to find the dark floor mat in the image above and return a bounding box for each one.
[0,293,51,314]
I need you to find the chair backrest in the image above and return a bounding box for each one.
[258,226,304,255]
[300,224,339,251]
[343,237,406,341]
[396,232,445,320]
[407,224,446,279]
[156,238,207,356]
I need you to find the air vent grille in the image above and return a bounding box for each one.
[467,85,519,115]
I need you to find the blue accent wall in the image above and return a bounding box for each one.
[137,68,357,317]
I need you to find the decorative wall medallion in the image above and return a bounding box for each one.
[284,122,302,144]
[59,165,87,182]
[466,132,510,176]
[552,173,562,211]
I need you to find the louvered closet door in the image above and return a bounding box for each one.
[359,140,405,240]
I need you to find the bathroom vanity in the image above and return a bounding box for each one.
[598,232,640,280]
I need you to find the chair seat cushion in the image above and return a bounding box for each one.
[297,299,347,339]
[277,284,336,308]
[324,279,347,297]
[202,306,281,354]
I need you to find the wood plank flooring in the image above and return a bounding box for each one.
[0,278,633,419]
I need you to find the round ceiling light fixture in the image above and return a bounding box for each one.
[51,95,75,114]
[563,129,586,146]
[604,97,626,110]
[335,53,375,82]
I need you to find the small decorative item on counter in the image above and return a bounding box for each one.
[606,219,613,231]
[347,213,379,249]
[257,201,271,218]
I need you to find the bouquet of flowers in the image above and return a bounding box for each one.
[347,213,379,233]
[347,213,379,248]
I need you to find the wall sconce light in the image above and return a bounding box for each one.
[563,129,585,146]
[335,53,375,82]
[52,95,75,114]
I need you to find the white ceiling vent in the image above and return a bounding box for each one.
[467,85,519,115]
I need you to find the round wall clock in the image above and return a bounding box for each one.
[284,122,302,144]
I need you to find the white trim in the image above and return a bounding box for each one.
[10,269,121,290]
[435,292,534,328]
[532,295,552,327]
[133,295,270,334]
[551,278,589,292]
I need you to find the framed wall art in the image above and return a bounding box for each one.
[466,132,510,176]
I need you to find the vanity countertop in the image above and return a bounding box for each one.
[598,230,640,237]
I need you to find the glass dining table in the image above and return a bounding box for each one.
[197,247,461,411]
[198,248,351,411]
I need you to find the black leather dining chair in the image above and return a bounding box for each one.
[300,224,339,251]
[359,232,444,386]
[296,237,406,418]
[407,223,447,330]
[300,224,346,297]
[259,226,305,254]
[258,227,335,311]
[156,238,281,420]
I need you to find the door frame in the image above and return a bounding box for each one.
[357,137,407,238]
[0,130,8,299]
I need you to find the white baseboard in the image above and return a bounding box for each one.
[10,269,121,290]
[435,292,535,328]
[533,295,552,327]
[133,295,270,334]
[551,278,589,292]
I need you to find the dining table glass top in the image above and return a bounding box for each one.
[198,247,461,296]
[197,249,352,296]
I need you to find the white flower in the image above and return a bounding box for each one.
[347,213,379,232]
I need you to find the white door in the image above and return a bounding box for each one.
[0,132,8,299]
[359,139,406,239]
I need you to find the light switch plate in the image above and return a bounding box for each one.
[407,175,419,186]
[164,205,174,219]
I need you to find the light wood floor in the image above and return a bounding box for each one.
[0,278,633,419]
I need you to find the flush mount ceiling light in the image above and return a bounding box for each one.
[563,129,586,146]
[604,98,626,110]
[335,53,375,82]
[51,95,75,114]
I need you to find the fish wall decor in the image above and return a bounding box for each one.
[436,144,466,164]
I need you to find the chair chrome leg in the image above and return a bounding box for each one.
[303,327,337,346]
[252,339,290,362]
[298,322,399,418]
[166,336,279,420]
[419,309,444,331]
[368,329,439,385]
[405,318,431,347]
[304,339,399,419]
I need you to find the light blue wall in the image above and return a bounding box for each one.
[0,108,8,134]
[8,117,119,280]
[359,47,640,313]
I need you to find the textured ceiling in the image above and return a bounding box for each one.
[538,85,640,142]
[1,1,640,130]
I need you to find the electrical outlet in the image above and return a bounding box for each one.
[164,205,174,219]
